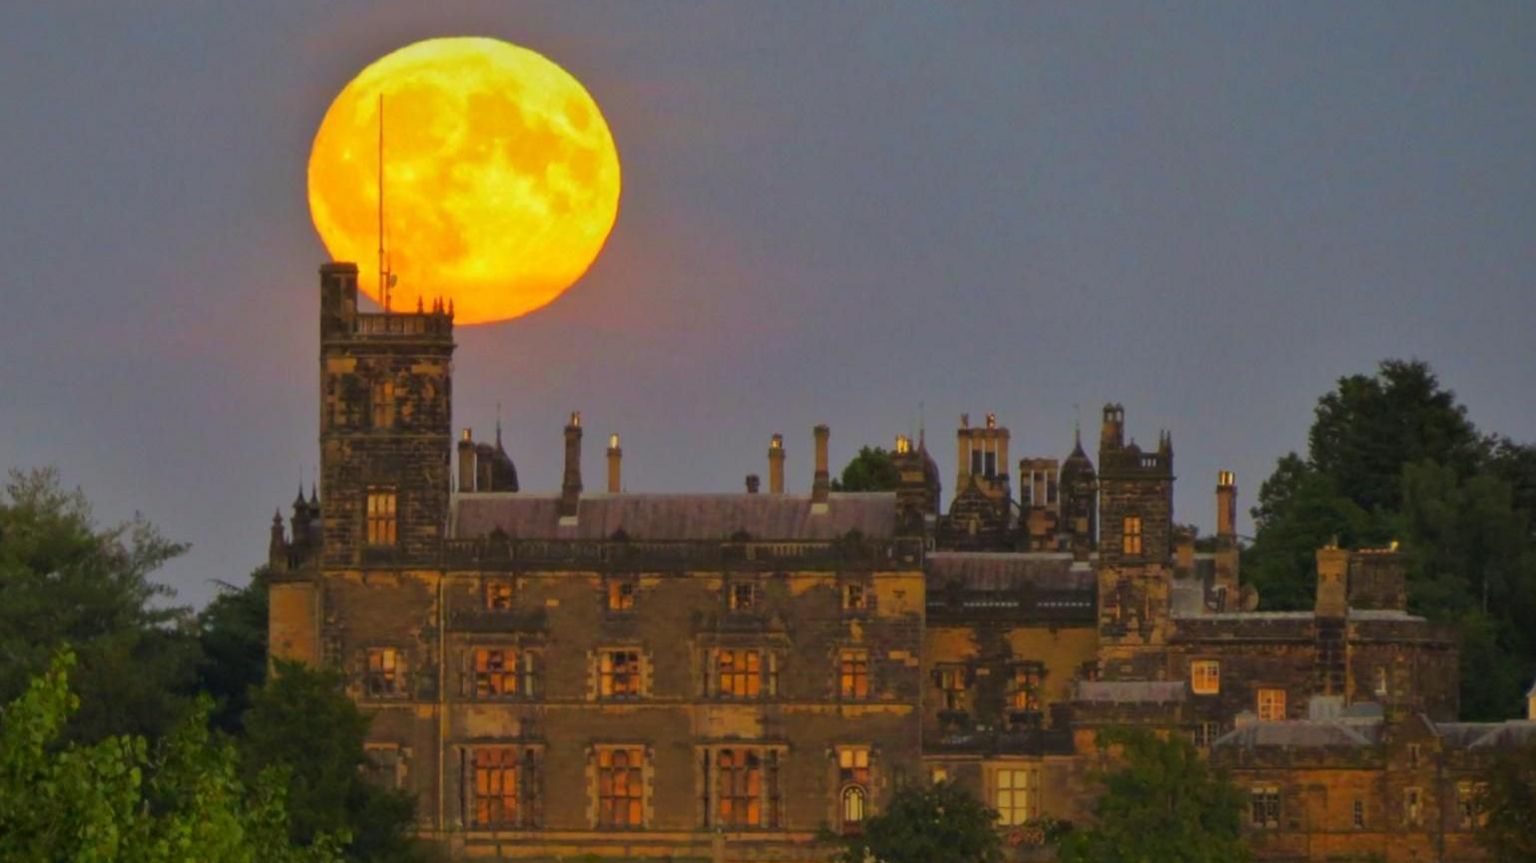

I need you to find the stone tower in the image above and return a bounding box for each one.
[1059,427,1097,554]
[1094,403,1176,674]
[318,262,455,565]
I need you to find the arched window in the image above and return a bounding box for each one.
[841,785,867,827]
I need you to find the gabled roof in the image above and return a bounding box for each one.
[926,552,1094,592]
[452,492,896,542]
[1214,719,1380,750]
[1436,721,1536,750]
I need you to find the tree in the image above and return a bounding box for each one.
[197,569,271,733]
[0,650,341,863]
[1474,742,1536,862]
[1244,454,1372,610]
[831,446,901,492]
[240,662,427,863]
[833,781,1004,863]
[1057,729,1250,863]
[0,468,199,743]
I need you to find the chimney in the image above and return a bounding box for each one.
[956,416,972,490]
[319,262,359,339]
[458,428,476,493]
[812,424,831,506]
[1214,471,1240,595]
[560,412,583,520]
[606,433,622,493]
[768,434,786,494]
[745,474,760,494]
[1315,544,1349,619]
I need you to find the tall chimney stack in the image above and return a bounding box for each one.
[606,433,622,493]
[1315,544,1348,619]
[1214,471,1240,600]
[768,434,786,494]
[812,424,831,507]
[457,428,476,493]
[745,474,760,494]
[560,412,583,520]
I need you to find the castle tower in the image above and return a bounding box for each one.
[317,262,455,565]
[1059,426,1097,554]
[1094,404,1177,673]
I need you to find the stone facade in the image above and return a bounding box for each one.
[267,262,1528,862]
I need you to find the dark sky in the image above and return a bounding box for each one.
[2,3,1532,607]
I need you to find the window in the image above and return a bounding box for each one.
[366,488,397,546]
[1353,797,1366,829]
[366,648,400,696]
[1191,660,1221,695]
[599,650,642,699]
[839,649,870,700]
[607,578,636,611]
[728,582,759,611]
[1009,664,1042,713]
[596,748,644,828]
[838,747,871,830]
[930,766,949,785]
[484,579,513,610]
[936,666,968,711]
[1122,515,1143,555]
[995,768,1039,826]
[1404,787,1422,826]
[706,748,781,829]
[472,648,534,699]
[365,743,405,789]
[842,582,869,612]
[1192,721,1222,749]
[1250,786,1281,829]
[1456,781,1486,829]
[469,748,519,827]
[370,379,395,429]
[716,649,762,699]
[1374,666,1389,697]
[1257,688,1286,721]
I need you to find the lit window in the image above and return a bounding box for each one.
[838,747,871,830]
[1191,660,1221,695]
[1404,787,1422,826]
[1257,688,1286,721]
[936,666,968,711]
[366,488,397,546]
[839,649,870,700]
[1353,798,1365,829]
[930,766,949,785]
[366,648,399,696]
[995,768,1039,826]
[716,649,762,699]
[729,582,759,611]
[599,650,642,699]
[1250,786,1281,828]
[842,583,869,611]
[596,748,644,828]
[1122,516,1143,555]
[469,748,520,827]
[473,648,529,698]
[484,579,513,610]
[1010,664,1043,713]
[712,748,779,828]
[371,379,395,429]
[608,579,636,611]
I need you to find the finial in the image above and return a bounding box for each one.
[272,509,283,525]
[448,298,454,317]
[416,295,424,314]
[495,401,503,445]
[310,483,318,505]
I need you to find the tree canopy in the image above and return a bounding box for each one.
[1474,742,1536,862]
[1243,360,1536,719]
[832,781,1004,863]
[831,446,901,492]
[1057,729,1250,863]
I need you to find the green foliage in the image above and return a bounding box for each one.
[831,446,901,492]
[832,781,1004,863]
[1057,729,1250,863]
[241,662,427,863]
[1245,361,1536,719]
[1474,742,1536,862]
[0,650,342,863]
[0,468,199,744]
[197,570,271,733]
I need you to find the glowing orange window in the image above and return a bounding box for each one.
[596,748,644,828]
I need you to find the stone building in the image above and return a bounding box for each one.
[268,262,1524,862]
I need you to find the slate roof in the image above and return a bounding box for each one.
[1436,721,1536,750]
[1214,720,1380,749]
[925,552,1095,592]
[452,492,897,542]
[1074,681,1187,704]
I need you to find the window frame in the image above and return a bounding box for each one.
[484,579,514,611]
[366,647,401,697]
[728,581,760,612]
[365,487,398,547]
[598,649,644,700]
[1190,659,1221,695]
[994,767,1039,827]
[1257,687,1286,721]
[468,747,521,829]
[1249,786,1281,829]
[595,746,646,829]
[370,377,396,429]
[606,577,637,612]
[470,647,536,700]
[839,648,870,700]
[1122,514,1143,556]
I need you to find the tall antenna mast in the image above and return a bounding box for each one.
[378,93,389,313]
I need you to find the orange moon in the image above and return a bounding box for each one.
[307,37,621,324]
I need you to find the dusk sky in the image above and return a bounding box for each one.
[2,3,1532,607]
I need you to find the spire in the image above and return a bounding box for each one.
[495,401,503,447]
[309,483,318,506]
[292,483,307,509]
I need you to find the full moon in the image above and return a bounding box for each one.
[307,37,621,324]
